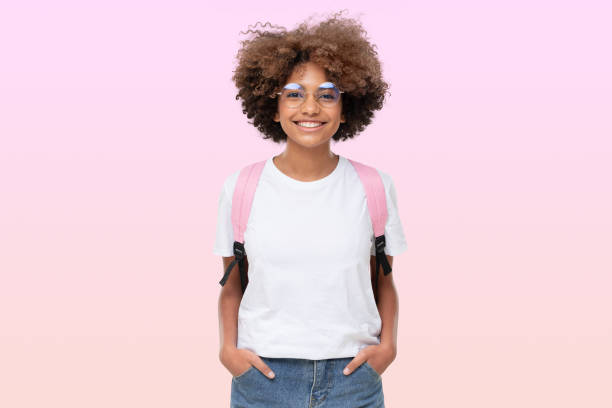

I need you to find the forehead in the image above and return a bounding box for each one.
[286,62,330,87]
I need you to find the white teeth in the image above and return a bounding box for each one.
[296,122,324,128]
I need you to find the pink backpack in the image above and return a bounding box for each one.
[218,157,393,296]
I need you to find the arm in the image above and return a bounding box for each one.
[218,255,248,356]
[370,254,398,357]
[217,257,275,378]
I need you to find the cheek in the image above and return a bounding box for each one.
[277,108,291,122]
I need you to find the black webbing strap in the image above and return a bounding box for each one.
[218,241,247,293]
[373,235,392,297]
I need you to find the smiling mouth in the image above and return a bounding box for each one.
[293,121,327,129]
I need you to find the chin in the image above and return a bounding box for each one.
[288,133,331,147]
[282,122,338,147]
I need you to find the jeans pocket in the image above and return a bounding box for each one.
[232,365,256,381]
[362,361,382,380]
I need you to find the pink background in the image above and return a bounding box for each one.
[1,2,611,407]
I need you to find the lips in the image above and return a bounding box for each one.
[293,121,327,131]
[293,121,327,125]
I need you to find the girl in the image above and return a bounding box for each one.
[214,11,408,407]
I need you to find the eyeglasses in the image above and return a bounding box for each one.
[275,82,344,109]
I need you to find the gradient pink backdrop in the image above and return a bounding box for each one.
[1,2,610,407]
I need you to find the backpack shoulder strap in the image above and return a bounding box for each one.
[231,159,267,244]
[347,158,388,238]
[347,158,393,297]
[218,159,266,292]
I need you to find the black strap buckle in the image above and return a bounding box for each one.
[375,235,386,253]
[233,241,245,260]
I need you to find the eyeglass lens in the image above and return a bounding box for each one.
[279,82,341,108]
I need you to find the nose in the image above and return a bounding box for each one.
[300,92,320,114]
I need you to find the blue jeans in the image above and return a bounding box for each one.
[230,356,385,407]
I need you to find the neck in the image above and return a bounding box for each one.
[273,141,339,182]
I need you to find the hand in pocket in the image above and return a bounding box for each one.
[220,346,276,379]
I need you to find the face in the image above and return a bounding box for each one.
[273,61,346,148]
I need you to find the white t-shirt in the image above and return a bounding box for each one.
[213,154,408,360]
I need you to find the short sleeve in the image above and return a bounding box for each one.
[370,171,408,256]
[212,174,237,257]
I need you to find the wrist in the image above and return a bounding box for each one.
[379,342,397,358]
[219,344,237,358]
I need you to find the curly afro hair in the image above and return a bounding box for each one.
[231,10,390,143]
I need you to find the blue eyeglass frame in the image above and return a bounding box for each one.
[274,81,344,105]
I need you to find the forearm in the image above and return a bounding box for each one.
[218,256,245,355]
[218,290,242,353]
[376,275,399,354]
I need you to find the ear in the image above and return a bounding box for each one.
[340,113,346,123]
[274,112,280,122]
